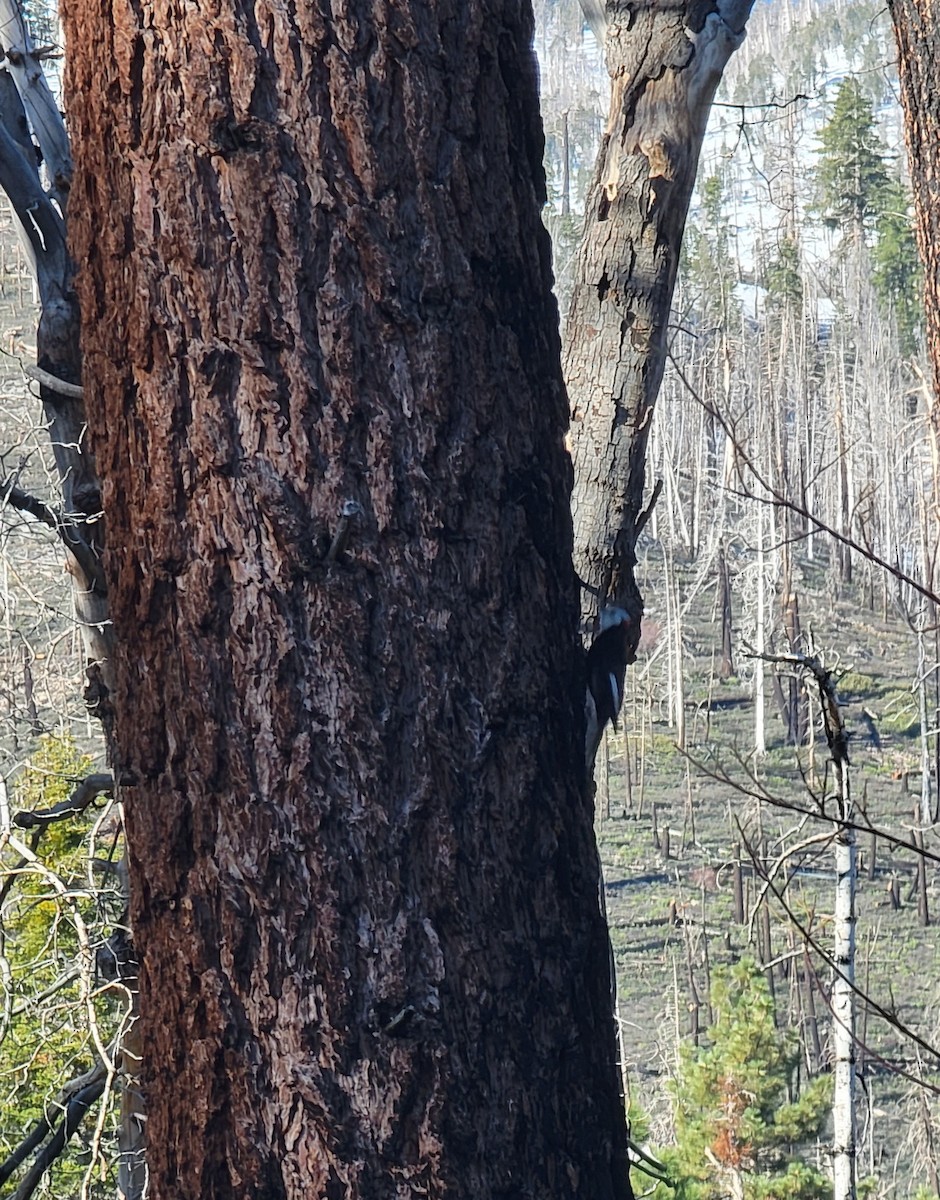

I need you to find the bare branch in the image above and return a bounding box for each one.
[683,746,940,867]
[0,113,67,302]
[13,772,113,830]
[635,477,664,539]
[23,364,83,398]
[669,349,940,609]
[0,0,73,203]
[738,832,940,1077]
[10,1076,107,1199]
[0,478,108,594]
[0,1060,106,1189]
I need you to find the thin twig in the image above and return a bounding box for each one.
[668,350,940,609]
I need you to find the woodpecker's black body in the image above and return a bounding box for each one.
[586,608,633,733]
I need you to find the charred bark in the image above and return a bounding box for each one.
[63,0,632,1197]
[566,0,754,626]
[718,541,734,680]
[0,12,112,689]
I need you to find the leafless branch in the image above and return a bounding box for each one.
[23,364,83,398]
[0,1060,106,1191]
[682,747,940,867]
[737,831,940,1078]
[0,478,107,594]
[635,477,664,538]
[12,772,113,830]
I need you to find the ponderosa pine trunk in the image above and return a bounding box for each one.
[566,0,754,623]
[889,0,940,420]
[62,0,632,1198]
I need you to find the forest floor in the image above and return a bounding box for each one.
[601,540,940,1193]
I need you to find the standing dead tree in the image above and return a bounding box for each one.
[0,0,111,689]
[736,648,858,1199]
[566,0,755,639]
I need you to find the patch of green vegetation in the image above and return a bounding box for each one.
[646,731,682,763]
[0,734,119,1199]
[602,838,648,871]
[647,959,831,1200]
[837,670,876,698]
[879,691,919,737]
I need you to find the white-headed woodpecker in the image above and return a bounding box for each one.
[585,606,635,769]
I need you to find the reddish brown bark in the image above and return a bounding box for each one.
[566,0,754,625]
[62,0,631,1197]
[889,0,940,414]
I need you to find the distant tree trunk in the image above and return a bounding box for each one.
[816,665,857,1200]
[832,799,858,1200]
[566,0,755,627]
[915,828,930,927]
[64,2,633,1199]
[754,512,767,754]
[561,109,571,218]
[913,624,937,827]
[780,561,808,745]
[718,542,734,679]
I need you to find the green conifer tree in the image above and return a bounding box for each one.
[871,178,923,357]
[653,959,831,1200]
[815,77,923,356]
[683,171,738,326]
[815,77,891,236]
[764,238,803,308]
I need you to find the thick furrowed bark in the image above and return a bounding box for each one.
[63,0,633,1196]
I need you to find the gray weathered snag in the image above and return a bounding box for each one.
[567,0,754,626]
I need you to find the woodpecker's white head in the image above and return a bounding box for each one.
[598,606,631,632]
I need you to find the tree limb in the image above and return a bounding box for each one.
[670,349,940,609]
[0,479,107,594]
[23,364,83,398]
[0,113,67,305]
[683,745,940,866]
[0,1060,106,1189]
[634,477,663,539]
[0,0,73,204]
[13,772,113,830]
[10,1076,107,1199]
[737,830,940,1075]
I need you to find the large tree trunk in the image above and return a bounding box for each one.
[566,0,754,624]
[889,0,940,415]
[63,1,632,1197]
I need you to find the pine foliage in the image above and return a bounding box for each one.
[655,960,830,1200]
[815,78,892,235]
